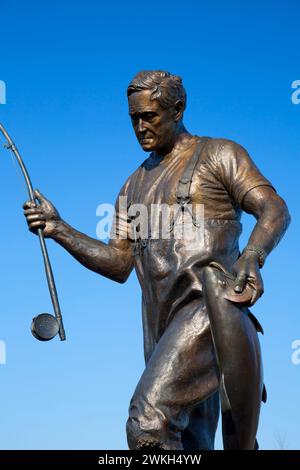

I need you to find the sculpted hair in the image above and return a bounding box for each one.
[127,70,187,111]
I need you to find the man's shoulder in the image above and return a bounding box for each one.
[204,136,247,159]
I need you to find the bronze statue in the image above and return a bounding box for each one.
[23,71,290,450]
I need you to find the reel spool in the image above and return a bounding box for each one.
[31,313,60,341]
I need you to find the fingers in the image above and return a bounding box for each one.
[250,289,264,305]
[234,272,247,293]
[23,208,43,215]
[23,200,36,210]
[26,214,46,232]
[249,280,264,305]
[34,189,46,204]
[23,189,47,210]
[22,189,58,238]
[23,204,46,233]
[23,207,45,222]
[26,213,46,223]
[245,270,264,305]
[27,220,46,232]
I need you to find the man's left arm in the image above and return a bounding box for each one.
[233,185,291,304]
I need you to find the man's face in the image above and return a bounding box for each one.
[128,90,177,154]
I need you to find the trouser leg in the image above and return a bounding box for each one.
[126,302,219,450]
[182,391,220,450]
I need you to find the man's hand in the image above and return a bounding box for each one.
[23,189,61,238]
[232,252,264,306]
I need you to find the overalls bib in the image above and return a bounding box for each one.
[126,137,262,450]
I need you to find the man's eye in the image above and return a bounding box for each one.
[145,114,156,121]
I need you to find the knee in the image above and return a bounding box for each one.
[126,415,139,449]
[126,405,165,450]
[126,398,182,450]
[126,416,163,450]
[126,416,155,450]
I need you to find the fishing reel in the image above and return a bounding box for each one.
[31,313,61,341]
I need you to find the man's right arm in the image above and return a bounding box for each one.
[23,190,133,284]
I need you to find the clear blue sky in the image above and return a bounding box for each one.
[0,0,299,450]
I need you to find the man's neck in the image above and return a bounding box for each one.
[155,125,195,159]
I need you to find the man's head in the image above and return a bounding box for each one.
[127,71,187,154]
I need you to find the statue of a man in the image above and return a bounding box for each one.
[23,70,290,450]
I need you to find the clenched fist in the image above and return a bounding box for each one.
[23,189,62,238]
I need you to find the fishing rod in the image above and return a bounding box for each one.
[0,123,66,341]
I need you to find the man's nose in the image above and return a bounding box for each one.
[138,118,146,133]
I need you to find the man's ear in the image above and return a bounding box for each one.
[174,100,184,122]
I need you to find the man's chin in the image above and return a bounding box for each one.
[139,141,156,152]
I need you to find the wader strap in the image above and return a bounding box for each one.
[175,136,210,205]
[169,137,210,231]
